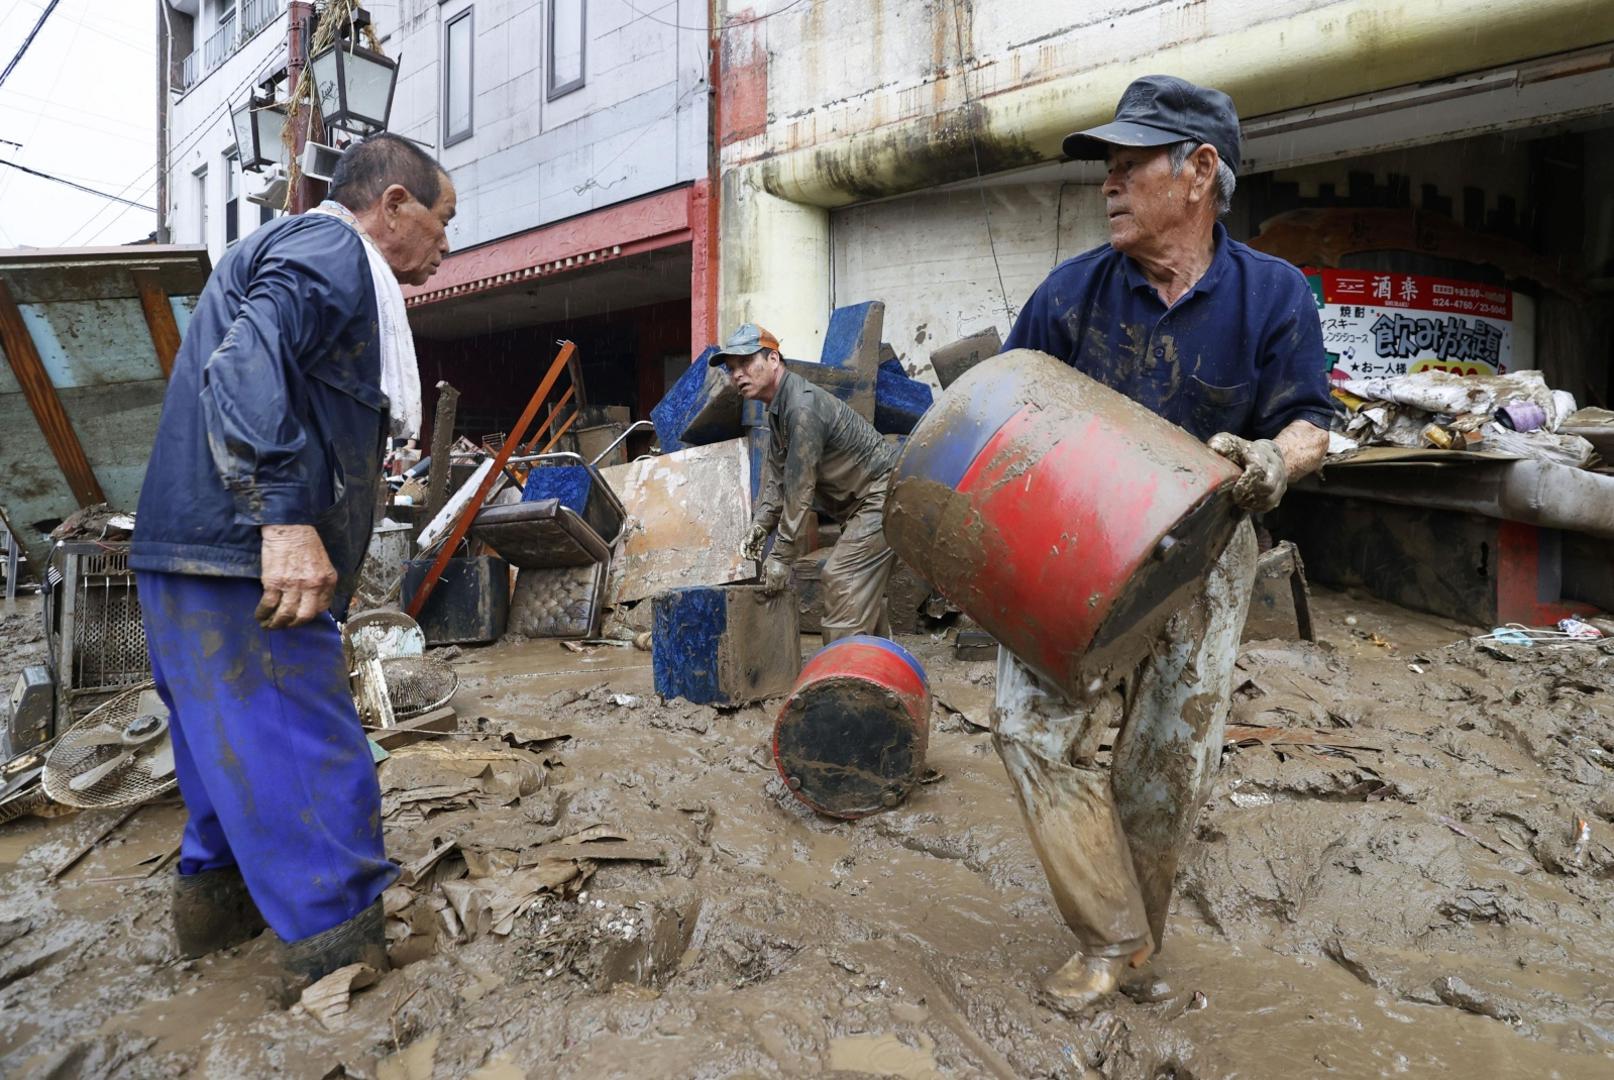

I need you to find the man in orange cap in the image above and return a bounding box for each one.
[712,323,899,642]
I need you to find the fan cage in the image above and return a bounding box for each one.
[42,682,177,810]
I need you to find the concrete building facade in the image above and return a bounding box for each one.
[714,0,1614,406]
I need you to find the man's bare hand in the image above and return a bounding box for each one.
[1207,432,1287,513]
[257,524,338,629]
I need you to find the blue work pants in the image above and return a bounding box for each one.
[136,571,396,942]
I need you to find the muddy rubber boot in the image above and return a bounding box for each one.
[172,867,268,959]
[281,899,390,988]
[1039,951,1128,1015]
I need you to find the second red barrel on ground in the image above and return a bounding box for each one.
[772,636,931,820]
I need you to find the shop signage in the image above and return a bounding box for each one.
[1305,268,1516,380]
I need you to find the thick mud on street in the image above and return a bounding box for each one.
[2,589,1612,1078]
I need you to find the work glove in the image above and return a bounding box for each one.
[742,522,771,563]
[1207,433,1287,513]
[759,555,793,597]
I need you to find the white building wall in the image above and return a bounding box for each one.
[831,181,1107,382]
[380,0,709,252]
[166,2,289,262]
[165,0,709,264]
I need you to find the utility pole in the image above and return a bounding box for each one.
[286,1,325,213]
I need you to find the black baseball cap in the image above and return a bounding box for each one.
[1063,75,1242,175]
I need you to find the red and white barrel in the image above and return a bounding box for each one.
[885,349,1242,701]
[772,636,931,819]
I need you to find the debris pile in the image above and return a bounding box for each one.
[1329,369,1598,466]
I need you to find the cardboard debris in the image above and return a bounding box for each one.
[300,962,380,1029]
[440,859,590,938]
[377,742,555,825]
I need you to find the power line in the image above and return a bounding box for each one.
[0,0,62,90]
[58,55,274,245]
[618,0,811,34]
[0,157,156,210]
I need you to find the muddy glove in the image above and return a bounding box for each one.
[759,555,793,597]
[1207,433,1287,513]
[742,522,770,563]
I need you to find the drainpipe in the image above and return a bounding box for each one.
[155,0,170,243]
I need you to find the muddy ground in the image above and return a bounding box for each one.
[1,588,1612,1079]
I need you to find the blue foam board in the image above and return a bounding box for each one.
[874,358,934,435]
[650,346,740,452]
[653,586,728,704]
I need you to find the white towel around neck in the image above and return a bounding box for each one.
[307,200,422,440]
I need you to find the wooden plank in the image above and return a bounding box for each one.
[518,384,575,455]
[130,269,182,379]
[423,381,461,526]
[406,341,577,620]
[565,346,589,411]
[537,410,579,455]
[0,277,106,507]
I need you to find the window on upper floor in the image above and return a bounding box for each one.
[444,8,474,146]
[548,0,585,101]
[224,153,240,245]
[194,166,209,246]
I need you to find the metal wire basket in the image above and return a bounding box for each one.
[379,656,459,719]
[42,683,177,811]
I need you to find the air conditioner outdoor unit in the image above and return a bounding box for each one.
[245,164,289,210]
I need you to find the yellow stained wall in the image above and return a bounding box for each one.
[717,0,1614,350]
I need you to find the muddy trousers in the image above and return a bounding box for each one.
[136,572,398,943]
[820,480,898,644]
[991,519,1257,959]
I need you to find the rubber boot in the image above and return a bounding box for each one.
[281,898,390,987]
[1040,951,1129,1015]
[172,867,268,959]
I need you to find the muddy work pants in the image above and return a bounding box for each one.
[820,478,898,644]
[991,519,1256,959]
[137,571,397,943]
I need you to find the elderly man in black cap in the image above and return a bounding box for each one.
[992,76,1333,1011]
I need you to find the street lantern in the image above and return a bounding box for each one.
[229,94,289,172]
[309,35,398,137]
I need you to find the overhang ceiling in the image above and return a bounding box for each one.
[408,247,693,340]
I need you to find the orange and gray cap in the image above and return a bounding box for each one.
[709,322,781,364]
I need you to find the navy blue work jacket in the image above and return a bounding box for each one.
[1002,223,1334,442]
[131,214,386,592]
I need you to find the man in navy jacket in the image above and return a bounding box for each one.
[131,134,453,985]
[992,77,1333,1012]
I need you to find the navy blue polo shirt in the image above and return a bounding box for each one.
[1002,223,1334,442]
